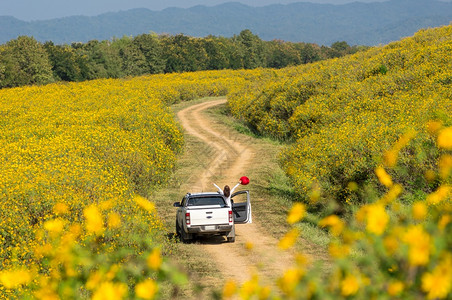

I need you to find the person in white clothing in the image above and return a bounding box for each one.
[213,181,241,208]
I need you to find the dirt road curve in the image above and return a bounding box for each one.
[177,99,294,285]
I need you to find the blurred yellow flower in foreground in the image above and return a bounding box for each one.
[387,281,404,296]
[0,268,32,289]
[278,269,303,295]
[319,215,344,236]
[412,201,428,221]
[439,154,452,179]
[437,127,452,150]
[147,248,162,270]
[422,254,452,299]
[341,274,360,296]
[222,280,237,298]
[287,203,306,224]
[84,205,105,235]
[135,195,156,212]
[375,167,393,188]
[44,218,65,237]
[426,185,451,205]
[403,225,431,266]
[92,282,127,300]
[135,279,158,299]
[427,120,443,135]
[278,228,300,250]
[366,204,389,236]
[108,212,121,229]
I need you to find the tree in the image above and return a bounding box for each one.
[160,34,208,73]
[0,36,54,88]
[234,30,266,69]
[133,33,165,74]
[44,42,83,82]
[266,40,301,68]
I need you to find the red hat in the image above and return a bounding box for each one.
[239,176,250,185]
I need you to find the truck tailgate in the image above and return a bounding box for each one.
[188,206,229,226]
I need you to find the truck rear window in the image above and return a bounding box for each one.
[187,196,226,207]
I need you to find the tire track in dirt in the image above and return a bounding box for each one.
[177,99,295,285]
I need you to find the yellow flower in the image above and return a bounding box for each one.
[341,274,359,296]
[383,236,399,255]
[0,268,32,289]
[277,269,303,295]
[240,274,260,299]
[222,280,237,298]
[329,242,350,259]
[319,215,344,236]
[375,166,393,187]
[437,127,452,150]
[53,202,69,215]
[355,206,368,224]
[44,218,65,237]
[135,195,156,212]
[92,282,127,300]
[84,205,105,235]
[438,214,451,231]
[427,120,443,135]
[422,254,452,299]
[86,271,102,291]
[439,154,452,179]
[387,281,404,296]
[412,201,428,220]
[380,184,403,204]
[403,225,431,266]
[147,248,162,270]
[366,204,389,236]
[135,279,159,299]
[287,203,306,224]
[108,212,121,229]
[383,150,398,168]
[245,242,254,251]
[426,185,451,205]
[278,228,300,250]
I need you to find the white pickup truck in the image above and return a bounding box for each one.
[173,190,252,243]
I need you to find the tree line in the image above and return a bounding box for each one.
[0,30,368,89]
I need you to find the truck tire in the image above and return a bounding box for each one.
[175,220,181,237]
[227,225,235,243]
[181,228,193,243]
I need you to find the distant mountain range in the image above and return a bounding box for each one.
[1,0,451,46]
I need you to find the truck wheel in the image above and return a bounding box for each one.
[175,220,181,237]
[227,225,235,243]
[181,229,193,243]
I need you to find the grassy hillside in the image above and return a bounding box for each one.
[229,25,452,209]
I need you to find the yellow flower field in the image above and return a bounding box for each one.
[228,25,452,206]
[0,69,264,298]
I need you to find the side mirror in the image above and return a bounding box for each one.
[173,202,181,207]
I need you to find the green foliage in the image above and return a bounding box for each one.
[1,30,362,89]
[0,36,54,88]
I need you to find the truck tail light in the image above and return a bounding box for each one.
[185,212,191,225]
[229,210,233,223]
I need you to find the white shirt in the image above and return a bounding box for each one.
[213,182,240,208]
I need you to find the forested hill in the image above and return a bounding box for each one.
[1,0,452,46]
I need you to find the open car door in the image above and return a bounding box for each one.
[231,191,252,224]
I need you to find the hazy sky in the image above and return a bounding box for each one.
[1,0,392,21]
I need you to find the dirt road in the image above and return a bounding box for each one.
[176,98,295,285]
